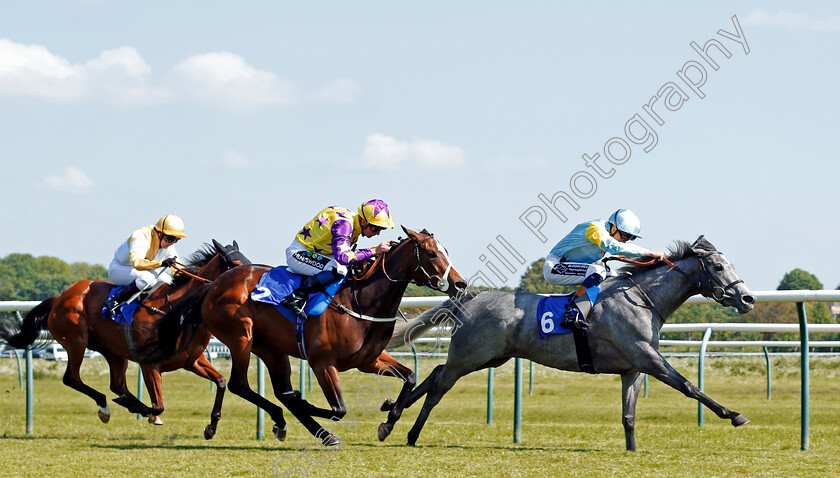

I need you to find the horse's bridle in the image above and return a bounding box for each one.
[381,234,453,292]
[696,252,744,301]
[609,251,743,305]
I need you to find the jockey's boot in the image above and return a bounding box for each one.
[105,283,140,313]
[560,302,586,329]
[560,283,590,329]
[280,270,343,317]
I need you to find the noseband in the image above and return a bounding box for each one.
[697,253,744,301]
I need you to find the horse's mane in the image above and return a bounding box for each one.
[616,236,716,279]
[169,244,217,289]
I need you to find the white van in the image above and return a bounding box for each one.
[41,344,69,361]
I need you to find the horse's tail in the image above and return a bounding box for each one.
[388,291,479,349]
[135,285,209,362]
[0,298,54,349]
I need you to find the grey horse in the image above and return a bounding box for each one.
[383,236,755,451]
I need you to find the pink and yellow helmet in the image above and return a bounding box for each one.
[358,199,394,229]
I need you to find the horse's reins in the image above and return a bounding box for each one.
[605,252,744,318]
[324,234,454,322]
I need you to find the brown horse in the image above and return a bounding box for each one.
[0,240,248,438]
[191,227,466,445]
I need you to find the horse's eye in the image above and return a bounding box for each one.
[714,264,724,272]
[427,251,437,259]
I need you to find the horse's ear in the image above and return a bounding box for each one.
[212,239,223,252]
[233,240,239,250]
[691,235,716,253]
[401,225,410,235]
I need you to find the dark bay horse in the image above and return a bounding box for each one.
[0,240,248,437]
[192,227,466,445]
[385,236,755,450]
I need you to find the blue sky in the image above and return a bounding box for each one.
[1,2,838,292]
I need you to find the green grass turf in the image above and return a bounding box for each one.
[1,355,839,477]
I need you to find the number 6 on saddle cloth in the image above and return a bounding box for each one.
[538,285,601,337]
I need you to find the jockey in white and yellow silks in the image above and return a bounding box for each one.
[543,209,667,329]
[280,199,395,316]
[106,214,186,312]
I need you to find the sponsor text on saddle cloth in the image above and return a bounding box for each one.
[101,285,141,325]
[538,284,601,337]
[250,266,345,323]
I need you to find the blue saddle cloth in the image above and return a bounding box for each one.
[101,286,140,325]
[250,266,345,323]
[537,285,601,338]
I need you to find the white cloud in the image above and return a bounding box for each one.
[309,78,361,104]
[742,10,840,31]
[168,51,299,110]
[362,133,465,170]
[0,39,158,103]
[40,166,94,193]
[199,149,264,170]
[0,39,357,110]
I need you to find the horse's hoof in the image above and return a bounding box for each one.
[149,416,164,426]
[380,398,396,412]
[731,414,750,427]
[320,433,342,447]
[204,425,216,440]
[98,406,111,424]
[273,424,287,442]
[377,422,393,441]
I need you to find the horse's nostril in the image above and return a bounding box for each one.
[743,295,755,304]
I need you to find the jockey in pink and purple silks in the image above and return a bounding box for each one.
[543,209,667,329]
[280,199,395,316]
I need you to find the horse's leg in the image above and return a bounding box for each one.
[261,354,341,446]
[406,364,464,446]
[224,343,288,441]
[104,352,153,416]
[58,340,110,422]
[639,350,749,426]
[620,370,644,451]
[356,351,416,442]
[183,354,227,440]
[140,365,165,424]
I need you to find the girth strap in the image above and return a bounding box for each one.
[295,314,309,360]
[572,328,596,374]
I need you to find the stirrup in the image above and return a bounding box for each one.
[561,306,586,330]
[280,294,306,317]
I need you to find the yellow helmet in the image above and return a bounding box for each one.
[154,214,187,238]
[358,199,394,229]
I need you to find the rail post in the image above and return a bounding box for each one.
[763,346,771,400]
[797,302,809,451]
[136,366,144,420]
[25,348,33,435]
[514,358,522,444]
[486,367,494,425]
[257,356,265,440]
[698,327,712,426]
[299,359,306,400]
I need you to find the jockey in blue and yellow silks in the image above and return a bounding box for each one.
[280,199,395,316]
[543,209,667,329]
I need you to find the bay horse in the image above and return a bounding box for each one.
[0,240,248,438]
[385,236,755,450]
[192,227,466,445]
